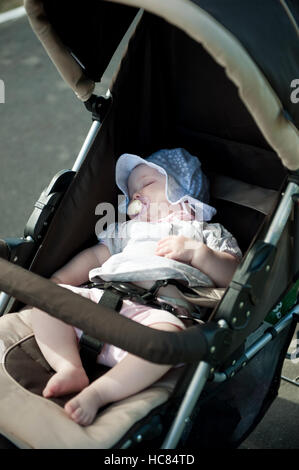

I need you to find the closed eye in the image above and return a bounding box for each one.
[143,179,155,188]
[129,177,157,198]
[129,180,154,198]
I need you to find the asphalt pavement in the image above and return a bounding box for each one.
[0,14,91,238]
[0,14,298,450]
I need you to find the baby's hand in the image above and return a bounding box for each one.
[155,236,201,265]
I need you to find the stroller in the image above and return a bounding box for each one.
[0,0,298,449]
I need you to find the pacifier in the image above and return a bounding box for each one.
[127,199,143,216]
[127,196,149,218]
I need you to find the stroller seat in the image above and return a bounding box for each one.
[0,308,177,449]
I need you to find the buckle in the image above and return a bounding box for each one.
[158,302,176,314]
[87,279,171,307]
[108,280,169,304]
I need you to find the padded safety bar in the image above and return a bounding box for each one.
[0,258,217,365]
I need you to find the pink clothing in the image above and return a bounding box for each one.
[59,284,186,368]
[156,209,195,222]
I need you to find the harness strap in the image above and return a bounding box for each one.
[79,288,124,371]
[98,289,123,312]
[79,279,199,368]
[79,333,104,375]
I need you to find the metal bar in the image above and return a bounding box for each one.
[245,310,295,362]
[264,182,299,246]
[161,361,210,449]
[281,375,299,387]
[275,304,298,333]
[0,292,11,316]
[213,306,298,383]
[72,120,101,172]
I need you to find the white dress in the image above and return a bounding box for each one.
[90,213,242,287]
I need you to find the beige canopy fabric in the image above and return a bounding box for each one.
[25,0,299,170]
[24,0,95,101]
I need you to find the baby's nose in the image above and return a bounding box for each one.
[131,192,141,201]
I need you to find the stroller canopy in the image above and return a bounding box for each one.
[24,0,299,170]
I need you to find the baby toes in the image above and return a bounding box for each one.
[71,406,93,426]
[64,385,104,426]
[71,407,86,425]
[64,398,80,419]
[64,396,94,426]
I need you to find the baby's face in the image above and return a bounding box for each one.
[127,164,174,221]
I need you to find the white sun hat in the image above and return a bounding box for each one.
[116,148,216,221]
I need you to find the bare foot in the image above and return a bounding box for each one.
[64,385,105,426]
[42,366,89,398]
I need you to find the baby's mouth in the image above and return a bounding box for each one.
[127,196,150,219]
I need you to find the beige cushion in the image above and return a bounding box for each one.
[0,310,174,449]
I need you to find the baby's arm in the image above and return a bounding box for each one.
[51,244,111,286]
[190,242,239,287]
[156,236,239,287]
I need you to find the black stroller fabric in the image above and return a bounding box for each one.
[182,326,295,449]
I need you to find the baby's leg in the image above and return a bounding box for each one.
[64,322,179,426]
[30,307,88,398]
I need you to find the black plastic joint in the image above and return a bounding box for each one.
[84,94,112,122]
[3,237,35,268]
[288,169,299,186]
[201,322,233,365]
[265,326,278,339]
[292,309,299,323]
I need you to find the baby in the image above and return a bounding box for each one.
[30,149,241,426]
